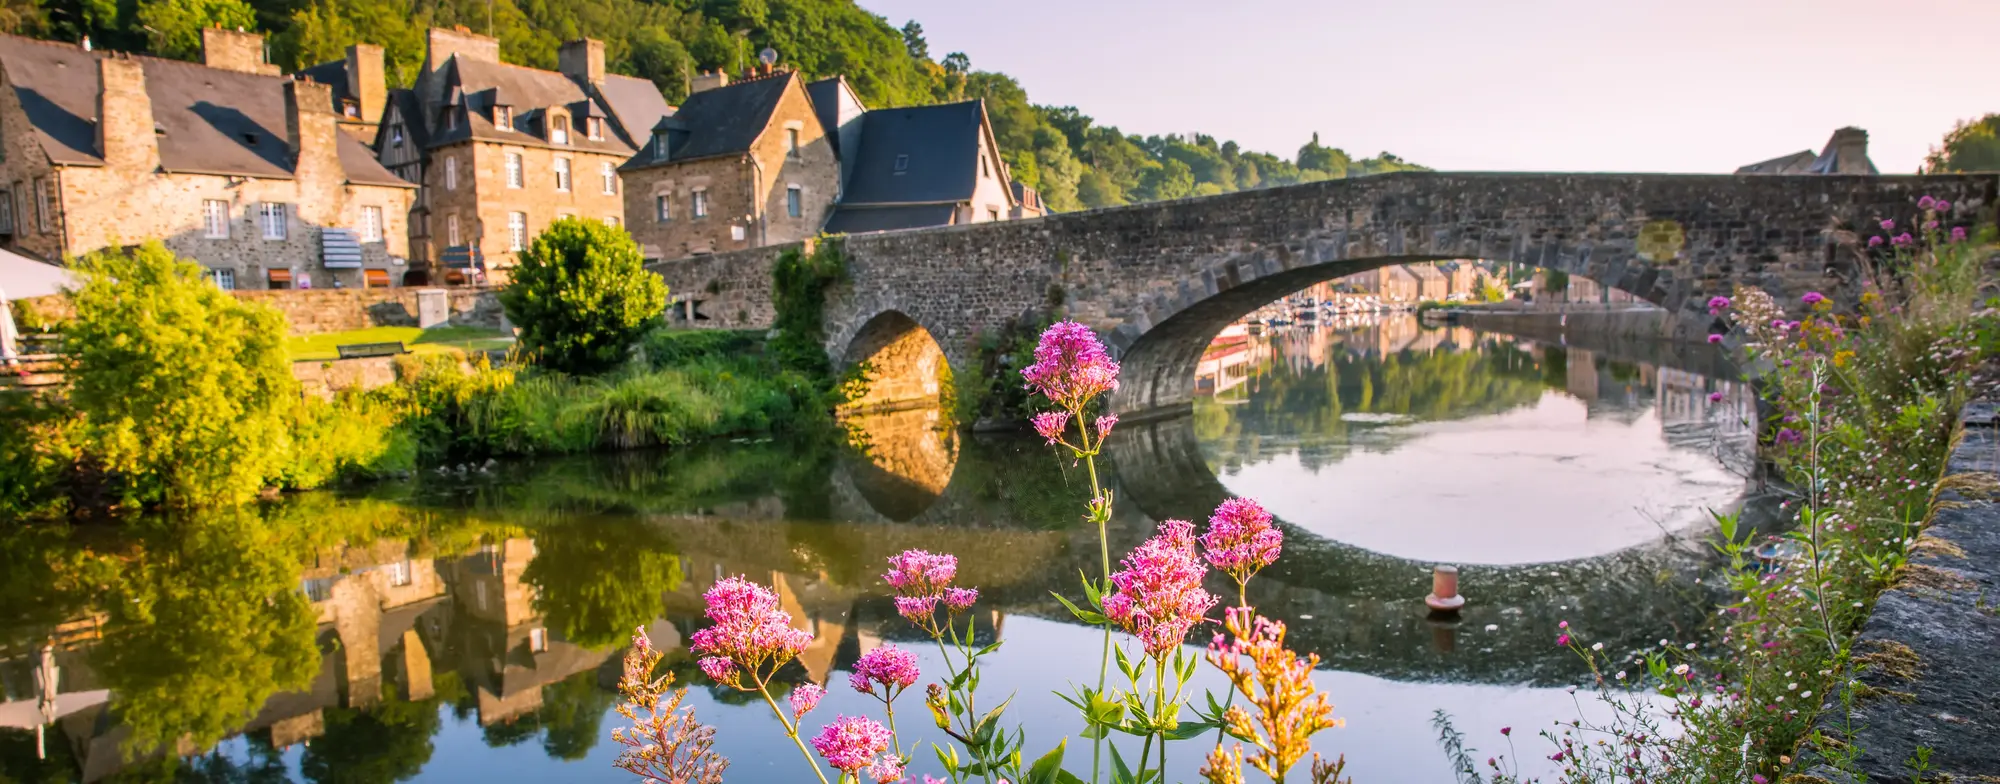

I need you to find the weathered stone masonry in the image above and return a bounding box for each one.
[649,172,1999,415]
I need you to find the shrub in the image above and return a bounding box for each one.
[499,218,668,376]
[63,242,299,508]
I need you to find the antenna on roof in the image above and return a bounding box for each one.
[758,47,778,67]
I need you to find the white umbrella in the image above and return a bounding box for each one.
[0,248,80,300]
[1,284,17,366]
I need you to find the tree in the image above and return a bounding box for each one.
[498,217,667,376]
[1542,269,1570,301]
[65,242,299,507]
[1923,114,2000,173]
[135,0,257,60]
[625,25,694,102]
[899,20,926,60]
[1296,132,1351,178]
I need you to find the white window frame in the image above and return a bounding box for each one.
[209,268,235,290]
[528,627,548,653]
[553,157,571,192]
[691,188,708,219]
[655,194,670,222]
[259,202,288,240]
[444,157,458,191]
[505,153,523,189]
[360,205,383,242]
[494,105,512,132]
[602,215,619,228]
[202,199,229,239]
[32,177,48,232]
[587,117,604,141]
[785,128,800,158]
[0,190,14,233]
[507,211,526,251]
[551,115,569,145]
[786,185,801,218]
[653,134,669,159]
[446,213,460,246]
[600,162,617,195]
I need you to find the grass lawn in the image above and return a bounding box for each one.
[287,325,514,361]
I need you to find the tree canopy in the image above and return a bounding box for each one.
[498,217,668,376]
[1924,114,2000,173]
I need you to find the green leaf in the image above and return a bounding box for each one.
[1161,720,1220,740]
[1109,743,1136,784]
[1026,740,1068,784]
[1051,591,1107,625]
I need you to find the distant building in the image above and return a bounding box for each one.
[1348,265,1419,302]
[823,101,1021,233]
[1011,181,1046,220]
[0,30,416,289]
[621,68,840,259]
[1737,127,1879,175]
[1407,264,1448,301]
[297,44,388,142]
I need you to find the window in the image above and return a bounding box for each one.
[385,561,413,587]
[208,268,235,290]
[360,205,383,242]
[587,117,604,141]
[0,190,13,233]
[507,212,526,251]
[602,215,619,228]
[786,185,801,218]
[988,208,1000,222]
[341,99,360,118]
[444,157,458,191]
[653,133,669,159]
[259,202,287,240]
[389,123,405,146]
[893,154,908,173]
[528,627,548,653]
[551,115,569,145]
[730,224,745,241]
[691,188,708,218]
[201,199,227,236]
[32,177,48,232]
[444,106,458,131]
[446,213,460,246]
[600,162,616,195]
[980,155,990,178]
[785,128,800,158]
[494,105,513,131]
[655,194,670,222]
[505,153,523,189]
[553,157,571,192]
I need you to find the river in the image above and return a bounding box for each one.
[0,315,1756,783]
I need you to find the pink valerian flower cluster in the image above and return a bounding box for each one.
[849,645,920,698]
[688,577,815,688]
[1020,320,1121,412]
[883,550,979,633]
[790,682,824,720]
[1201,497,1283,588]
[810,715,894,774]
[1103,519,1219,659]
[1031,411,1070,444]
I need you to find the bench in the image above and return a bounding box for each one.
[335,342,408,359]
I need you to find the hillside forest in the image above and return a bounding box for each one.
[0,0,1428,212]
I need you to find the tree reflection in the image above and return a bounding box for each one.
[90,512,319,755]
[300,680,451,784]
[476,670,615,761]
[524,517,685,650]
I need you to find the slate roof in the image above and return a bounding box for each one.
[1736,150,1817,175]
[296,58,357,115]
[840,101,983,205]
[424,57,633,155]
[383,89,431,150]
[596,73,673,148]
[0,35,408,186]
[621,71,793,170]
[823,204,958,234]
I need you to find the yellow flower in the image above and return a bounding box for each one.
[1833,350,1855,368]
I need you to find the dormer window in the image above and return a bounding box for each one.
[494,105,513,132]
[551,115,569,145]
[653,132,670,160]
[444,107,458,131]
[341,99,360,119]
[587,117,604,141]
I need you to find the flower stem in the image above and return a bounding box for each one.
[1154,656,1168,780]
[885,697,902,758]
[755,675,830,784]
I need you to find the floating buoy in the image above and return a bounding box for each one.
[1425,564,1466,613]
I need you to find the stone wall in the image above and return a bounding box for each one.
[291,355,400,397]
[422,138,629,282]
[236,286,506,334]
[1443,306,1693,345]
[649,171,2000,415]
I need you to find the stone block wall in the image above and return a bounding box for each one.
[236,286,507,334]
[424,140,629,282]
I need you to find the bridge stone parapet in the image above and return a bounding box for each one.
[649,172,1998,417]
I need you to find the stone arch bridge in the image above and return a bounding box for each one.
[648,172,1995,417]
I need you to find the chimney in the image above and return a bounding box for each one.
[690,70,730,95]
[1823,127,1873,175]
[345,43,385,125]
[558,38,605,85]
[201,27,279,75]
[285,79,341,188]
[421,27,499,117]
[96,56,159,172]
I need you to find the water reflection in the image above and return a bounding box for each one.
[0,317,1752,782]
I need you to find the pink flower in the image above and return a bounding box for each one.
[884,550,957,595]
[633,625,653,654]
[894,595,939,625]
[869,756,907,783]
[1800,292,1825,306]
[1918,195,1936,210]
[811,715,893,773]
[1031,410,1070,445]
[1709,391,1725,403]
[944,586,979,613]
[688,577,815,688]
[1935,199,1951,211]
[1094,413,1119,441]
[1880,219,1895,231]
[1105,519,1219,659]
[1775,428,1803,445]
[1706,295,1730,311]
[1200,497,1282,587]
[1868,235,1884,247]
[1500,726,1511,736]
[1952,226,1969,242]
[1556,634,1570,646]
[1892,233,1914,247]
[1707,334,1723,345]
[790,682,824,719]
[850,646,920,698]
[698,656,736,683]
[1020,321,1120,411]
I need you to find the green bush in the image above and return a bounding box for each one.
[770,236,847,377]
[640,328,765,368]
[499,218,668,376]
[0,393,81,519]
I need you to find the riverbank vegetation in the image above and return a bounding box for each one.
[1436,198,1998,782]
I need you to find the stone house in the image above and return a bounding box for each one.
[1011,181,1046,220]
[1348,265,1418,302]
[1736,127,1879,175]
[298,44,388,142]
[0,30,416,289]
[1407,263,1448,301]
[620,68,839,258]
[377,28,671,283]
[822,100,1024,233]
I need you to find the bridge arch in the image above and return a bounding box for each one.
[839,310,951,415]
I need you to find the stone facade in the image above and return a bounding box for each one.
[621,72,840,258]
[422,140,629,278]
[0,34,415,289]
[232,285,506,334]
[649,171,2000,416]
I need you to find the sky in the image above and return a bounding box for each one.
[855,0,1999,174]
